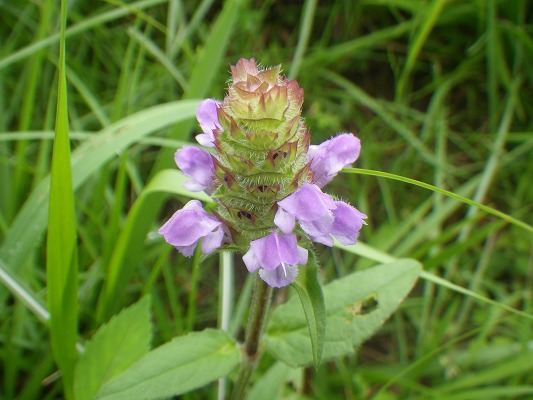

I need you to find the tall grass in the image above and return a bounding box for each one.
[1,0,532,398]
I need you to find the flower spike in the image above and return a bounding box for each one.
[160,58,366,287]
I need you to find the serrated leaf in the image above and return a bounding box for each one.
[291,252,326,368]
[265,259,421,367]
[95,329,240,400]
[74,297,152,400]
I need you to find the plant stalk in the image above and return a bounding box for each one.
[230,275,272,400]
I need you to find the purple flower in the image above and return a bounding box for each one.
[195,99,221,147]
[274,183,366,246]
[243,232,308,287]
[175,146,215,193]
[308,133,361,188]
[328,201,367,245]
[159,200,225,257]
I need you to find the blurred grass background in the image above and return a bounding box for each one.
[1,0,532,398]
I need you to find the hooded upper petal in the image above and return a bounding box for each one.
[276,183,336,222]
[308,133,361,187]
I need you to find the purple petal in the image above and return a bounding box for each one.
[250,232,299,271]
[159,210,215,247]
[158,200,224,257]
[195,99,221,147]
[274,233,301,266]
[299,212,335,239]
[243,248,261,272]
[273,207,296,234]
[297,245,308,265]
[330,201,367,245]
[276,184,336,222]
[201,226,225,255]
[248,236,277,270]
[195,132,216,147]
[176,243,198,258]
[308,133,361,187]
[175,146,215,193]
[259,264,299,288]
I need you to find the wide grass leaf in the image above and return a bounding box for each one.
[46,1,78,397]
[265,259,421,367]
[74,297,152,400]
[95,329,240,400]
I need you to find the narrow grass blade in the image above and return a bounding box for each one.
[0,257,49,323]
[342,168,533,234]
[288,0,317,79]
[396,0,447,100]
[46,0,78,397]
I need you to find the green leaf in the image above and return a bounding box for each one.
[95,329,240,400]
[74,297,152,400]
[265,259,421,367]
[46,1,78,397]
[291,251,326,368]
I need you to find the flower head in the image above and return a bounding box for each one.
[159,200,225,257]
[243,232,308,287]
[308,133,361,188]
[160,58,366,288]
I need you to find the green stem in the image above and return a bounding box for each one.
[230,275,272,400]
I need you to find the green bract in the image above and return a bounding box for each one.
[211,59,311,245]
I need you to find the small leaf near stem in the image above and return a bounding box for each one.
[291,251,326,369]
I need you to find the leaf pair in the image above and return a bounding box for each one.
[75,297,240,400]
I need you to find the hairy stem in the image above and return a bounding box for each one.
[230,275,272,400]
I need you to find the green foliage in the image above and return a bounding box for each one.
[46,1,78,397]
[74,297,152,400]
[1,0,533,398]
[95,329,240,400]
[266,259,421,367]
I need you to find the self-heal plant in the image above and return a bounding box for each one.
[159,58,367,399]
[160,58,366,287]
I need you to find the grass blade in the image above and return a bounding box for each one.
[46,0,78,397]
[342,168,533,234]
